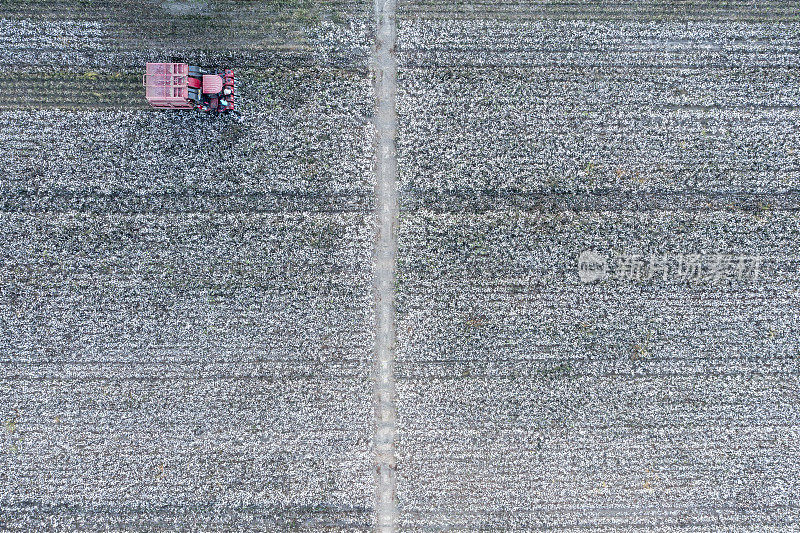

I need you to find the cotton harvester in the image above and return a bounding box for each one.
[143,63,234,113]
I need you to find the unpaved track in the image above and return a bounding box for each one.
[372,0,399,530]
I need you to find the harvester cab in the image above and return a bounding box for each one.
[143,63,235,113]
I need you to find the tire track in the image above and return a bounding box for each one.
[372,0,398,530]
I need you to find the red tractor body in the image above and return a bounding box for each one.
[143,63,235,113]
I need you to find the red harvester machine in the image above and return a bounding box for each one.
[143,63,235,113]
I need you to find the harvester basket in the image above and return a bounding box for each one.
[143,63,192,108]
